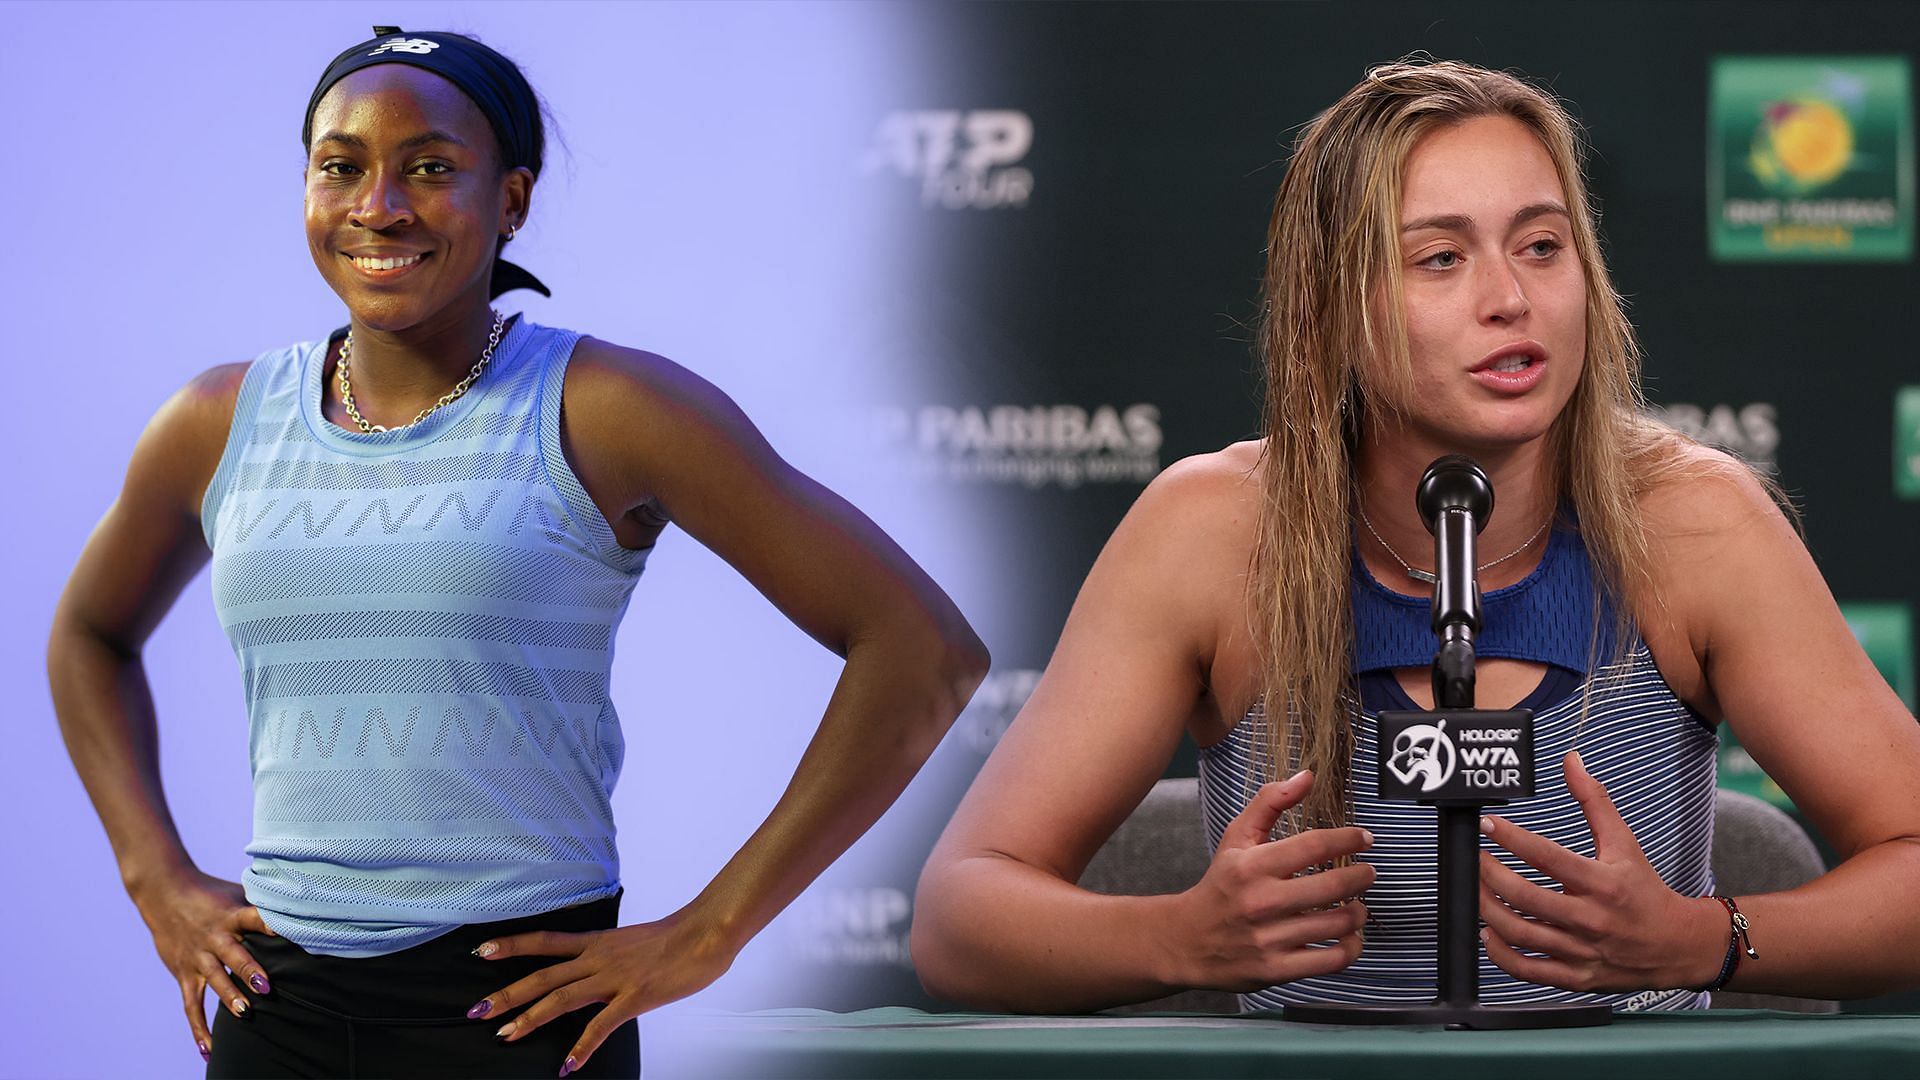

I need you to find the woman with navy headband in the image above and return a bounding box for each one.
[48,27,986,1078]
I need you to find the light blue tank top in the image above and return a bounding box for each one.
[1198,525,1719,1011]
[201,318,649,957]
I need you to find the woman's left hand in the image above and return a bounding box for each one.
[467,911,737,1076]
[1478,750,1719,993]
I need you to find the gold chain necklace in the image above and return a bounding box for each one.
[336,310,506,434]
[1357,501,1552,586]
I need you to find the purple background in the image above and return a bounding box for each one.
[5,3,983,1076]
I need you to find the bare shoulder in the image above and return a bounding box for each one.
[63,360,254,642]
[564,336,736,421]
[1632,440,1807,711]
[135,361,254,518]
[1129,439,1264,540]
[1086,440,1266,663]
[186,360,252,401]
[1636,440,1793,555]
[173,361,252,433]
[559,336,792,531]
[1157,438,1264,487]
[1116,440,1265,587]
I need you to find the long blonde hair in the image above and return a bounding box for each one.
[1250,59,1694,833]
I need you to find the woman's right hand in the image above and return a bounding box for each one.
[1171,769,1376,992]
[128,867,277,1060]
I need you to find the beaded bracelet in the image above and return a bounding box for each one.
[1691,894,1758,992]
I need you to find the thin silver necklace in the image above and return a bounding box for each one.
[1356,501,1552,585]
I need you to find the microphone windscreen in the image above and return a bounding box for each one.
[1416,455,1494,533]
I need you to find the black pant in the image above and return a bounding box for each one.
[206,892,640,1079]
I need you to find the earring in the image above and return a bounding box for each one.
[504,223,518,242]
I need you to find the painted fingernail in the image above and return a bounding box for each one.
[1479,815,1496,837]
[198,1041,211,1063]
[496,1022,517,1040]
[1480,928,1491,944]
[471,941,499,958]
[231,997,250,1017]
[467,999,493,1019]
[249,972,271,994]
[1360,829,1375,847]
[1284,769,1307,785]
[560,1055,578,1077]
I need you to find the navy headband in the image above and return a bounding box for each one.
[304,27,549,299]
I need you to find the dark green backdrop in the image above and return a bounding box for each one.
[782,0,1920,1015]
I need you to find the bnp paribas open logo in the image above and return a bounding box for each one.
[1709,56,1913,261]
[871,403,1163,488]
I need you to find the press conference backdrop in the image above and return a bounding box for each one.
[761,1,1920,1015]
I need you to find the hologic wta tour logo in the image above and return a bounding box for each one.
[1377,714,1531,801]
[1386,719,1458,793]
[1709,57,1913,261]
[862,111,1034,209]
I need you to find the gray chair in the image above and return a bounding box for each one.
[1709,789,1839,1012]
[1077,778,1838,1013]
[1077,777,1234,1013]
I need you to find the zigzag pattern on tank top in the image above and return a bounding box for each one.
[202,318,648,957]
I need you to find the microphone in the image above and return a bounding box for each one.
[1416,456,1493,708]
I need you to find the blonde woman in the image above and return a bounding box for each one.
[911,60,1920,1013]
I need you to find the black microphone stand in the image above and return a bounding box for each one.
[1429,466,1488,1017]
[1282,457,1610,1029]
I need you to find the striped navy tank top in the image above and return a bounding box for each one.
[201,317,648,957]
[1197,525,1719,1012]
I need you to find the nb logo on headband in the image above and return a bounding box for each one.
[369,37,440,56]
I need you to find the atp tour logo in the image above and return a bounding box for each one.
[1388,720,1457,793]
[873,403,1163,488]
[862,110,1034,209]
[369,37,440,56]
[1645,402,1779,472]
